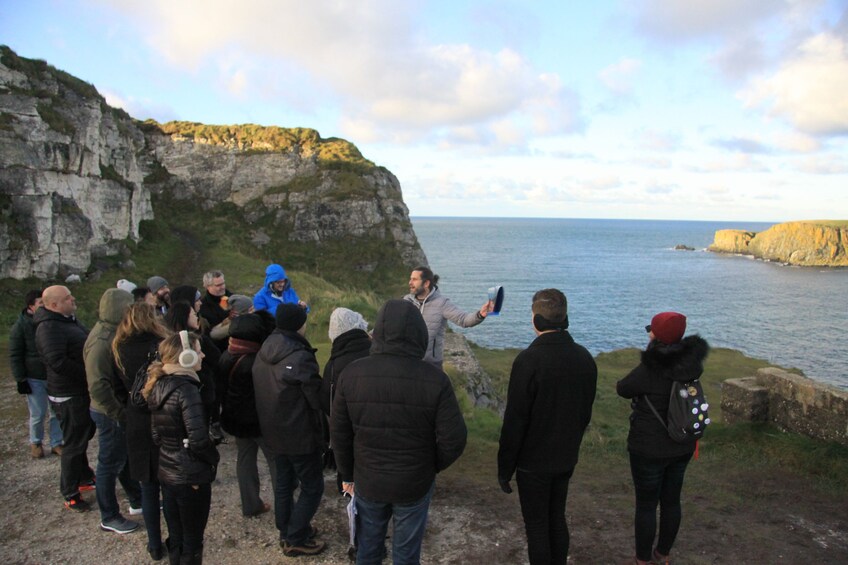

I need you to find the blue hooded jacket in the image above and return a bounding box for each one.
[253,264,305,316]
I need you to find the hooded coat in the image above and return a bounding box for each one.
[616,335,710,459]
[84,288,134,422]
[148,370,220,485]
[403,288,483,366]
[252,264,303,317]
[33,306,90,397]
[331,300,468,503]
[320,328,372,416]
[252,328,324,455]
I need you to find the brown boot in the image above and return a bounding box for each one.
[30,444,44,459]
[51,445,64,456]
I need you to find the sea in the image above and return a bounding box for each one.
[411,217,848,390]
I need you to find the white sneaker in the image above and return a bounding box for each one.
[128,505,143,516]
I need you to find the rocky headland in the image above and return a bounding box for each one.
[708,221,848,267]
[0,46,425,286]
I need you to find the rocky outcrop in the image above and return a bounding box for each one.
[0,46,426,281]
[708,222,848,267]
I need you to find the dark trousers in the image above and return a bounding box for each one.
[516,468,574,565]
[629,452,693,561]
[51,396,95,500]
[91,409,141,521]
[273,451,324,545]
[161,482,211,555]
[141,480,163,552]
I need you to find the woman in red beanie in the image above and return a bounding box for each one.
[616,312,709,565]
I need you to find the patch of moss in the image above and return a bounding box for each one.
[99,161,134,190]
[36,102,76,136]
[0,112,16,131]
[143,161,172,184]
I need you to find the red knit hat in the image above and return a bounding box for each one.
[649,312,686,344]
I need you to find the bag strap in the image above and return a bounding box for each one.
[642,395,666,429]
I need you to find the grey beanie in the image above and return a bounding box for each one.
[147,276,169,293]
[228,294,253,315]
[328,307,369,342]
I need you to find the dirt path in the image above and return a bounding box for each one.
[1,381,847,563]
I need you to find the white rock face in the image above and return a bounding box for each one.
[0,49,425,279]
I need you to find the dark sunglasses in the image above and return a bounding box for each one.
[645,325,652,333]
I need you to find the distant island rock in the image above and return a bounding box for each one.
[674,244,695,251]
[708,221,848,267]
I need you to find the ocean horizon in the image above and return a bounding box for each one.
[411,216,848,390]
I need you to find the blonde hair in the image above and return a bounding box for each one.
[112,303,171,375]
[141,331,201,400]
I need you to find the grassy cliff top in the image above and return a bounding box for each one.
[143,120,374,166]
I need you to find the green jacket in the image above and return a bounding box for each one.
[84,289,133,422]
[9,309,46,382]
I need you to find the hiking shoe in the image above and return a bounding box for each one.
[79,478,96,492]
[308,525,319,539]
[282,539,326,557]
[64,496,90,513]
[100,515,139,534]
[51,445,63,456]
[128,504,143,516]
[651,549,670,565]
[210,422,226,445]
[31,443,44,459]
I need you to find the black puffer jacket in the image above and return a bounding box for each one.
[616,335,710,458]
[148,371,220,485]
[253,330,324,456]
[218,314,269,438]
[33,307,90,397]
[116,332,162,483]
[320,328,372,416]
[331,300,467,503]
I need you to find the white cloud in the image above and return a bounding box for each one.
[100,88,177,122]
[99,0,581,147]
[598,58,642,94]
[797,155,848,174]
[629,0,784,41]
[740,32,848,136]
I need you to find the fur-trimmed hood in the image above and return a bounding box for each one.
[641,335,710,382]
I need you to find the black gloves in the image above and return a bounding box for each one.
[498,477,513,494]
[17,381,32,395]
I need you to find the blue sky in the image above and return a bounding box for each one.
[2,0,847,221]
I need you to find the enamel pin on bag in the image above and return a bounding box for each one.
[644,379,710,444]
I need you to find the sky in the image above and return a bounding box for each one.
[2,0,847,222]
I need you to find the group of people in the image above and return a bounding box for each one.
[10,260,709,565]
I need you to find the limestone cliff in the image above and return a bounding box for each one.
[0,46,426,283]
[709,221,848,267]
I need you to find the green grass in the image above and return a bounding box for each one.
[457,345,848,497]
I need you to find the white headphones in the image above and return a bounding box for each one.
[178,330,199,368]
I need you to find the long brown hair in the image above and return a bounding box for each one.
[141,331,201,400]
[112,303,171,375]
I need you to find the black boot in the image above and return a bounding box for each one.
[179,545,203,565]
[165,538,181,565]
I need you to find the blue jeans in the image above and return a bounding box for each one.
[51,396,95,500]
[629,452,693,561]
[516,468,574,565]
[91,410,141,521]
[140,480,162,552]
[162,482,211,555]
[273,451,324,545]
[27,379,62,447]
[356,481,435,565]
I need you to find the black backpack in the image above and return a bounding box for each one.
[644,379,710,443]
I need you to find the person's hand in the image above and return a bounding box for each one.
[16,381,32,395]
[342,481,355,497]
[479,300,494,318]
[498,477,513,494]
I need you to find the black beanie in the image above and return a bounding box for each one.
[275,303,307,332]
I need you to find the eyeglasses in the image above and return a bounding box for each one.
[645,325,652,333]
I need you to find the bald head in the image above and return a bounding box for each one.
[42,285,76,317]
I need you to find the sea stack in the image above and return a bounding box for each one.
[708,221,848,267]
